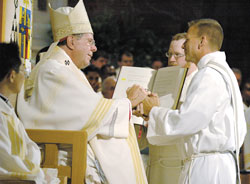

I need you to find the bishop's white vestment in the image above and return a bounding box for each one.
[17,46,147,184]
[147,51,246,184]
[0,94,45,183]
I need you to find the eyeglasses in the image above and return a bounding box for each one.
[87,39,96,46]
[166,52,185,59]
[73,34,96,46]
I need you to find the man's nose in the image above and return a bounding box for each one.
[92,45,97,52]
[169,55,176,62]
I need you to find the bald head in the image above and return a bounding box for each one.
[102,76,116,99]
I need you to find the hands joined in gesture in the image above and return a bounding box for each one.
[126,84,159,121]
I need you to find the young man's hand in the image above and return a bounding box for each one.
[142,93,160,118]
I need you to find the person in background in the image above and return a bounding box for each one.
[242,78,250,108]
[16,1,148,183]
[151,59,163,70]
[232,67,242,88]
[242,78,250,171]
[167,32,198,104]
[137,18,246,184]
[91,50,109,69]
[231,68,250,174]
[100,64,116,81]
[116,51,134,77]
[82,65,101,92]
[147,32,198,184]
[101,76,116,99]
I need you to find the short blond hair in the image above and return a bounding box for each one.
[171,32,186,41]
[188,19,223,50]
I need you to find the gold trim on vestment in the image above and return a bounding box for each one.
[84,98,114,136]
[127,123,147,184]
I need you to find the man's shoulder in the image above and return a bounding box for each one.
[192,67,225,89]
[201,65,224,78]
[37,58,70,76]
[0,100,12,116]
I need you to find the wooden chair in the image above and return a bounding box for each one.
[26,129,88,184]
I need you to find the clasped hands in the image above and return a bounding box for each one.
[126,84,159,121]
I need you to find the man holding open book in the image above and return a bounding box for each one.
[135,19,246,184]
[147,33,198,184]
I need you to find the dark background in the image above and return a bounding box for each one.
[68,0,250,83]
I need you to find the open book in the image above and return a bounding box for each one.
[112,66,188,125]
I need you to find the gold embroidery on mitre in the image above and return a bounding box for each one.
[49,0,93,42]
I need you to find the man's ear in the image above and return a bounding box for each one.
[66,36,75,50]
[8,70,16,83]
[198,36,206,49]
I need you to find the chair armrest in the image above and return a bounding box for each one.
[26,129,88,184]
[26,129,87,144]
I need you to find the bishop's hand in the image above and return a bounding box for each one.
[126,85,148,108]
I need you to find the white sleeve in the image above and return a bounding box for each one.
[147,69,228,145]
[0,113,45,183]
[96,98,131,138]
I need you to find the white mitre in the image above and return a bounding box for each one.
[49,0,93,42]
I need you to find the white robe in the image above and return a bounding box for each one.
[0,95,45,184]
[17,46,147,184]
[147,70,197,184]
[147,51,246,184]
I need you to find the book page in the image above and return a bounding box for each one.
[152,66,187,109]
[113,66,156,125]
[113,66,156,99]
